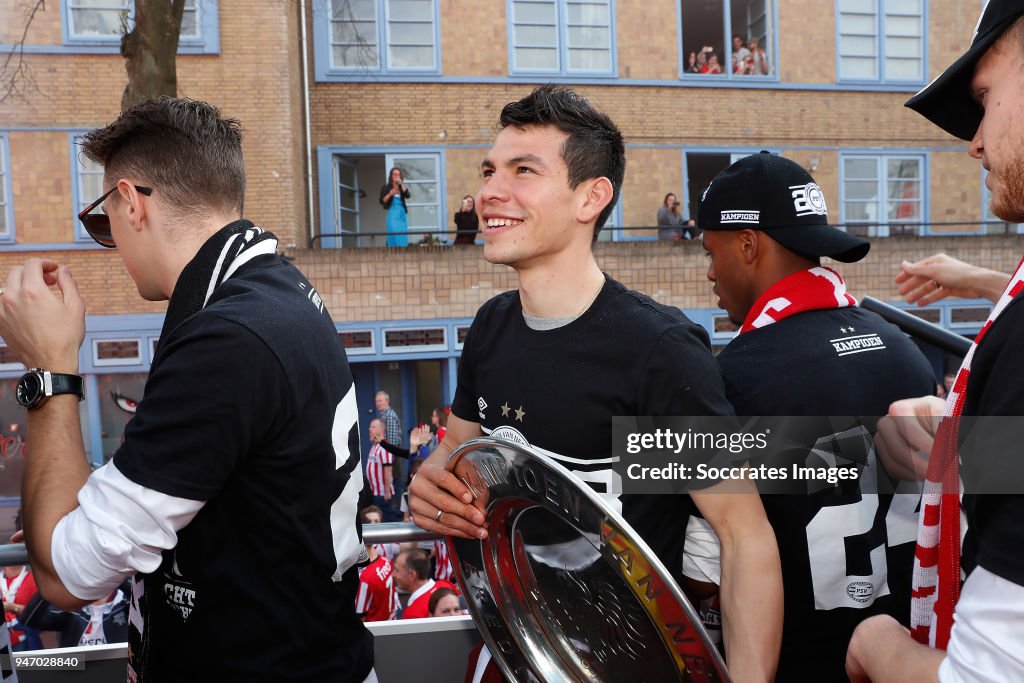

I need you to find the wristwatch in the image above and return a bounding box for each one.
[16,369,85,410]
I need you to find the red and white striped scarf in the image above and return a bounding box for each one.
[911,256,1024,648]
[741,266,856,333]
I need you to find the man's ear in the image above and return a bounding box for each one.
[116,180,148,232]
[576,176,614,226]
[739,229,759,264]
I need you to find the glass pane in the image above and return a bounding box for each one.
[389,21,434,44]
[838,0,876,12]
[389,0,433,22]
[333,0,377,21]
[408,205,439,229]
[886,36,921,59]
[73,0,127,7]
[395,157,437,181]
[389,45,434,66]
[841,56,877,78]
[888,200,920,220]
[407,184,438,204]
[845,180,878,201]
[845,201,878,222]
[567,2,609,25]
[887,158,919,179]
[516,47,558,70]
[79,174,105,212]
[72,8,124,35]
[887,0,921,13]
[339,187,357,212]
[333,21,377,45]
[885,16,921,37]
[840,35,878,56]
[885,57,921,79]
[338,163,357,188]
[180,9,198,36]
[568,48,610,71]
[844,158,877,179]
[842,14,877,35]
[514,1,556,24]
[515,25,558,47]
[333,44,378,67]
[888,181,920,202]
[567,26,609,49]
[0,209,6,232]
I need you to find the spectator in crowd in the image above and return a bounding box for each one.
[454,195,479,245]
[432,536,455,584]
[394,549,457,620]
[361,505,399,563]
[428,588,462,618]
[749,37,770,75]
[426,406,450,453]
[374,425,430,470]
[657,192,687,241]
[684,218,698,240]
[380,167,411,247]
[355,515,397,623]
[375,391,404,446]
[703,52,723,74]
[365,419,396,522]
[732,34,751,74]
[21,580,131,648]
[686,51,700,73]
[3,563,40,651]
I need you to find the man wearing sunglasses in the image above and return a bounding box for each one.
[0,98,375,682]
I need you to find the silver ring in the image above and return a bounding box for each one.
[434,509,444,523]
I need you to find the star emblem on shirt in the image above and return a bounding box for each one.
[840,326,857,334]
[514,406,525,422]
[501,402,511,417]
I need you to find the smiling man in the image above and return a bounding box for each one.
[409,85,782,681]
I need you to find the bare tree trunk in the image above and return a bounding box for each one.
[120,0,186,110]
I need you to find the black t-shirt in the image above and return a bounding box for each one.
[113,256,372,682]
[451,276,734,584]
[716,305,934,683]
[959,293,1024,587]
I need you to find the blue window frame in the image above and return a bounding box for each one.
[679,0,777,80]
[508,0,615,76]
[60,0,220,54]
[836,0,924,83]
[840,152,926,236]
[0,134,12,243]
[314,0,441,79]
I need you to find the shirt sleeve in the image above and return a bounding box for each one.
[638,323,734,418]
[451,315,482,424]
[113,314,290,500]
[939,565,1024,682]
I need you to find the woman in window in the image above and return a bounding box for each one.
[380,167,411,247]
[453,195,479,245]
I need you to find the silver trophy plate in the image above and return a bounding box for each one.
[445,437,730,683]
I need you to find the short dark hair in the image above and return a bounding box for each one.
[80,97,245,220]
[360,505,383,522]
[498,84,625,240]
[428,587,459,615]
[399,549,431,580]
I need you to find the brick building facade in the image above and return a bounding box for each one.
[0,0,1010,470]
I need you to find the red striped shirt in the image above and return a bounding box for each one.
[366,443,393,497]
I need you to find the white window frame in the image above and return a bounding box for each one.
[509,0,615,76]
[840,153,926,237]
[837,0,925,83]
[71,134,107,244]
[64,0,203,44]
[327,0,439,73]
[338,329,377,357]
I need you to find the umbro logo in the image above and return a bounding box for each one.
[478,397,487,411]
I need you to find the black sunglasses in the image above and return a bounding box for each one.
[77,185,153,248]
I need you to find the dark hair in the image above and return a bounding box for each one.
[80,97,245,220]
[498,84,625,240]
[663,192,677,206]
[360,505,383,522]
[733,34,744,43]
[388,167,404,181]
[435,405,449,429]
[428,587,459,616]
[399,549,431,580]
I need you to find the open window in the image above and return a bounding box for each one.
[681,0,774,78]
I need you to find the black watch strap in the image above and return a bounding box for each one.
[49,372,85,400]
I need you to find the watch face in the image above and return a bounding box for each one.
[16,372,44,409]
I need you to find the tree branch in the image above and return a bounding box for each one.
[0,0,47,104]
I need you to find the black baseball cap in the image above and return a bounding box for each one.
[698,152,870,263]
[905,0,1024,141]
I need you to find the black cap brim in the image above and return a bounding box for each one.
[763,225,871,264]
[905,14,1020,141]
